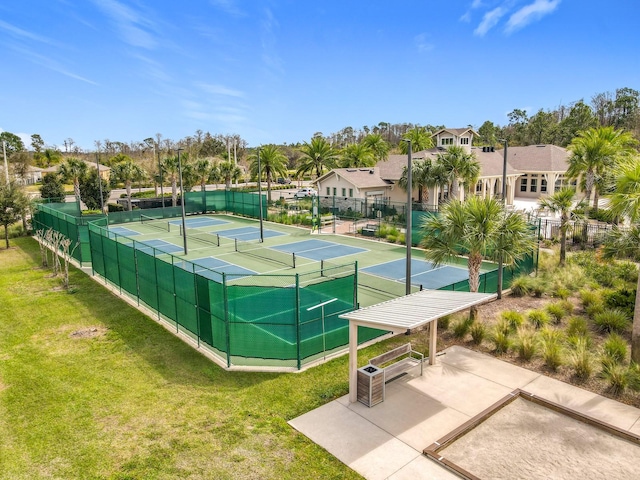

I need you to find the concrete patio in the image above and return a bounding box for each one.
[289,345,640,480]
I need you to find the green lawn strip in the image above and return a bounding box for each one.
[0,238,363,479]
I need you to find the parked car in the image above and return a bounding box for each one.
[277,177,292,184]
[293,188,317,199]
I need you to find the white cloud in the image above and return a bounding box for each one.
[10,44,99,85]
[0,19,61,47]
[195,82,245,98]
[92,0,158,49]
[414,33,434,53]
[505,0,561,34]
[209,0,245,17]
[474,6,507,36]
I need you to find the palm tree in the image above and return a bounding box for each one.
[249,145,288,202]
[438,146,481,201]
[161,156,180,207]
[604,159,640,362]
[362,134,390,162]
[296,137,338,179]
[398,160,444,208]
[538,188,583,266]
[194,158,211,192]
[58,158,87,203]
[112,158,144,211]
[399,127,434,153]
[219,161,242,190]
[566,126,636,215]
[421,197,535,320]
[40,148,62,168]
[340,143,375,168]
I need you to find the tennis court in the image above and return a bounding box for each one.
[168,217,230,229]
[362,258,470,290]
[109,226,140,237]
[217,226,285,241]
[273,239,367,261]
[133,238,184,255]
[175,257,256,281]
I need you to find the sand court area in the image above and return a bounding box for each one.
[290,346,640,480]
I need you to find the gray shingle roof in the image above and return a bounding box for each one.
[507,145,569,172]
[318,167,391,188]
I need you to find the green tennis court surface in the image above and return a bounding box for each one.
[273,239,367,261]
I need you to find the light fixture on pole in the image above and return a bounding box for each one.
[307,297,338,360]
[176,148,188,255]
[401,139,412,296]
[496,139,508,299]
[257,148,264,243]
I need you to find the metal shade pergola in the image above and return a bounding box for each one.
[340,289,496,403]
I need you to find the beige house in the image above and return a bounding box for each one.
[507,144,573,199]
[42,159,111,181]
[315,128,574,211]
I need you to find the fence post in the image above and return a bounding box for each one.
[295,274,301,370]
[222,272,231,368]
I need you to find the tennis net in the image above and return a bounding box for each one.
[235,238,296,268]
[179,225,220,247]
[140,214,169,232]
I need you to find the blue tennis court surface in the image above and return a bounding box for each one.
[108,226,140,237]
[362,259,469,289]
[217,226,284,241]
[274,239,367,261]
[176,257,256,281]
[169,217,229,228]
[134,239,184,255]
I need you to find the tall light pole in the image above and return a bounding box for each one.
[402,139,412,296]
[177,148,188,255]
[95,151,105,215]
[257,148,264,242]
[497,139,508,299]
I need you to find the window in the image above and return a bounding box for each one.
[441,137,454,146]
[541,178,547,193]
[520,174,528,192]
[349,188,353,197]
[530,177,537,193]
[475,181,482,194]
[341,188,346,197]
[333,187,337,196]
[460,137,469,145]
[326,187,330,195]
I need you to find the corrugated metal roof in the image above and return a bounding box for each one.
[340,289,495,331]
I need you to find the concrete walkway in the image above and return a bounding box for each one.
[289,345,640,480]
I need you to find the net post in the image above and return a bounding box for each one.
[292,252,296,269]
[321,259,324,277]
[295,273,301,370]
[354,260,358,308]
[222,272,231,368]
[234,237,238,252]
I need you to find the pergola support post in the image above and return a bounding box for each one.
[349,322,358,404]
[429,319,438,365]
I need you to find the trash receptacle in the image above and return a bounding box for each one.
[357,364,385,407]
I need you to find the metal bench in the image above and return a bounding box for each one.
[361,223,378,237]
[369,343,423,382]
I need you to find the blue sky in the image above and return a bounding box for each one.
[1,0,638,151]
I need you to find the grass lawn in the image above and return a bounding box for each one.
[0,238,367,479]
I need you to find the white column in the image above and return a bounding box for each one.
[348,322,359,403]
[429,319,438,365]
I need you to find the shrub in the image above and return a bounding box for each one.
[491,329,511,355]
[515,327,537,361]
[470,322,486,345]
[495,318,512,337]
[510,275,534,297]
[500,311,524,332]
[568,337,594,380]
[566,316,589,337]
[531,278,548,298]
[553,287,571,300]
[545,303,567,324]
[593,309,630,334]
[603,288,636,319]
[438,315,450,331]
[557,299,574,315]
[579,289,600,308]
[585,302,604,318]
[602,333,628,364]
[539,330,564,371]
[527,309,551,329]
[600,359,630,395]
[452,317,473,339]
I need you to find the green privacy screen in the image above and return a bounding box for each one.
[87,222,375,369]
[33,194,537,369]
